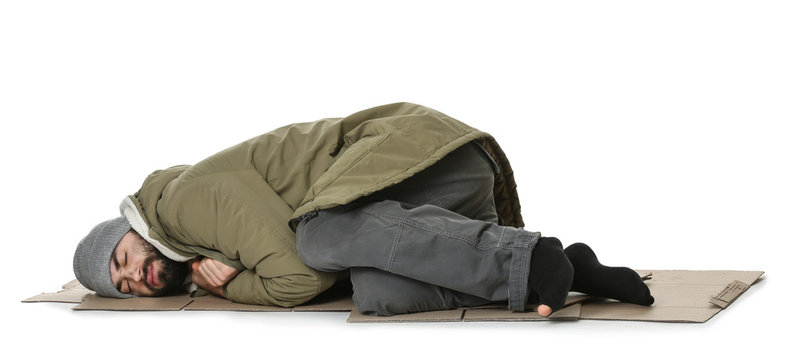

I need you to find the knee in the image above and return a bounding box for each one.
[350,269,402,316]
[353,286,415,317]
[350,269,439,316]
[352,290,394,316]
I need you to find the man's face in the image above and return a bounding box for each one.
[109,230,189,296]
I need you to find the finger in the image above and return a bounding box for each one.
[220,264,241,280]
[204,259,226,284]
[199,261,221,288]
[191,269,207,288]
[213,261,235,283]
[204,259,234,285]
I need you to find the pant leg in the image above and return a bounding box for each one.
[350,267,491,316]
[296,199,540,311]
[350,142,506,315]
[368,141,499,223]
[297,141,539,313]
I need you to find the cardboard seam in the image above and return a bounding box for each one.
[178,299,196,311]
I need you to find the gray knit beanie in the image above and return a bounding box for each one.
[73,217,135,298]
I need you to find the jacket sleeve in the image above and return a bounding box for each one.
[159,171,338,307]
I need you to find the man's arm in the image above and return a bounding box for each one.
[188,255,337,306]
[159,178,339,306]
[190,257,240,297]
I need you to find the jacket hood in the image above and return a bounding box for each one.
[120,165,196,262]
[120,196,194,262]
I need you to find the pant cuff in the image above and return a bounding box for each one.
[507,229,540,311]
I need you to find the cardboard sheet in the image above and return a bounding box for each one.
[22,279,92,304]
[461,292,595,322]
[577,270,763,323]
[74,293,193,311]
[183,295,289,312]
[182,293,354,312]
[463,303,583,322]
[580,281,724,322]
[23,269,764,323]
[348,308,465,323]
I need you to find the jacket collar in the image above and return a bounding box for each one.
[120,196,195,262]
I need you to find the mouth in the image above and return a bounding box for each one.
[147,263,160,287]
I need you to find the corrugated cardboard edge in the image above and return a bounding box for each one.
[22,280,93,304]
[183,295,355,312]
[461,293,594,322]
[183,295,288,312]
[636,269,763,285]
[348,294,594,323]
[62,279,82,289]
[347,307,464,323]
[709,280,750,308]
[464,303,582,322]
[73,293,193,311]
[580,302,719,323]
[579,270,764,323]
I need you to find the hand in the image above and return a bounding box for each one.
[190,257,241,297]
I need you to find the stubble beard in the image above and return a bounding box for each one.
[139,240,190,296]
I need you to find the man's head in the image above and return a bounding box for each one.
[73,217,189,298]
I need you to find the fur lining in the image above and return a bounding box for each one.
[119,196,194,262]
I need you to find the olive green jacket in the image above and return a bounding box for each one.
[119,102,524,307]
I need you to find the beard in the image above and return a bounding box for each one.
[139,240,190,296]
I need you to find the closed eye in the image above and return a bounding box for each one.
[122,252,129,293]
[112,253,122,292]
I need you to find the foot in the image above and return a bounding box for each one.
[564,242,654,306]
[527,237,574,317]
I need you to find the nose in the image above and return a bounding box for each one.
[123,264,143,283]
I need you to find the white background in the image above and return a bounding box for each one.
[1,1,787,359]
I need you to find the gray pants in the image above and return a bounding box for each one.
[296,142,540,316]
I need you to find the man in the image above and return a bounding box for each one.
[73,102,654,317]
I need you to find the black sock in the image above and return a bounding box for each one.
[564,242,654,306]
[526,237,574,314]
